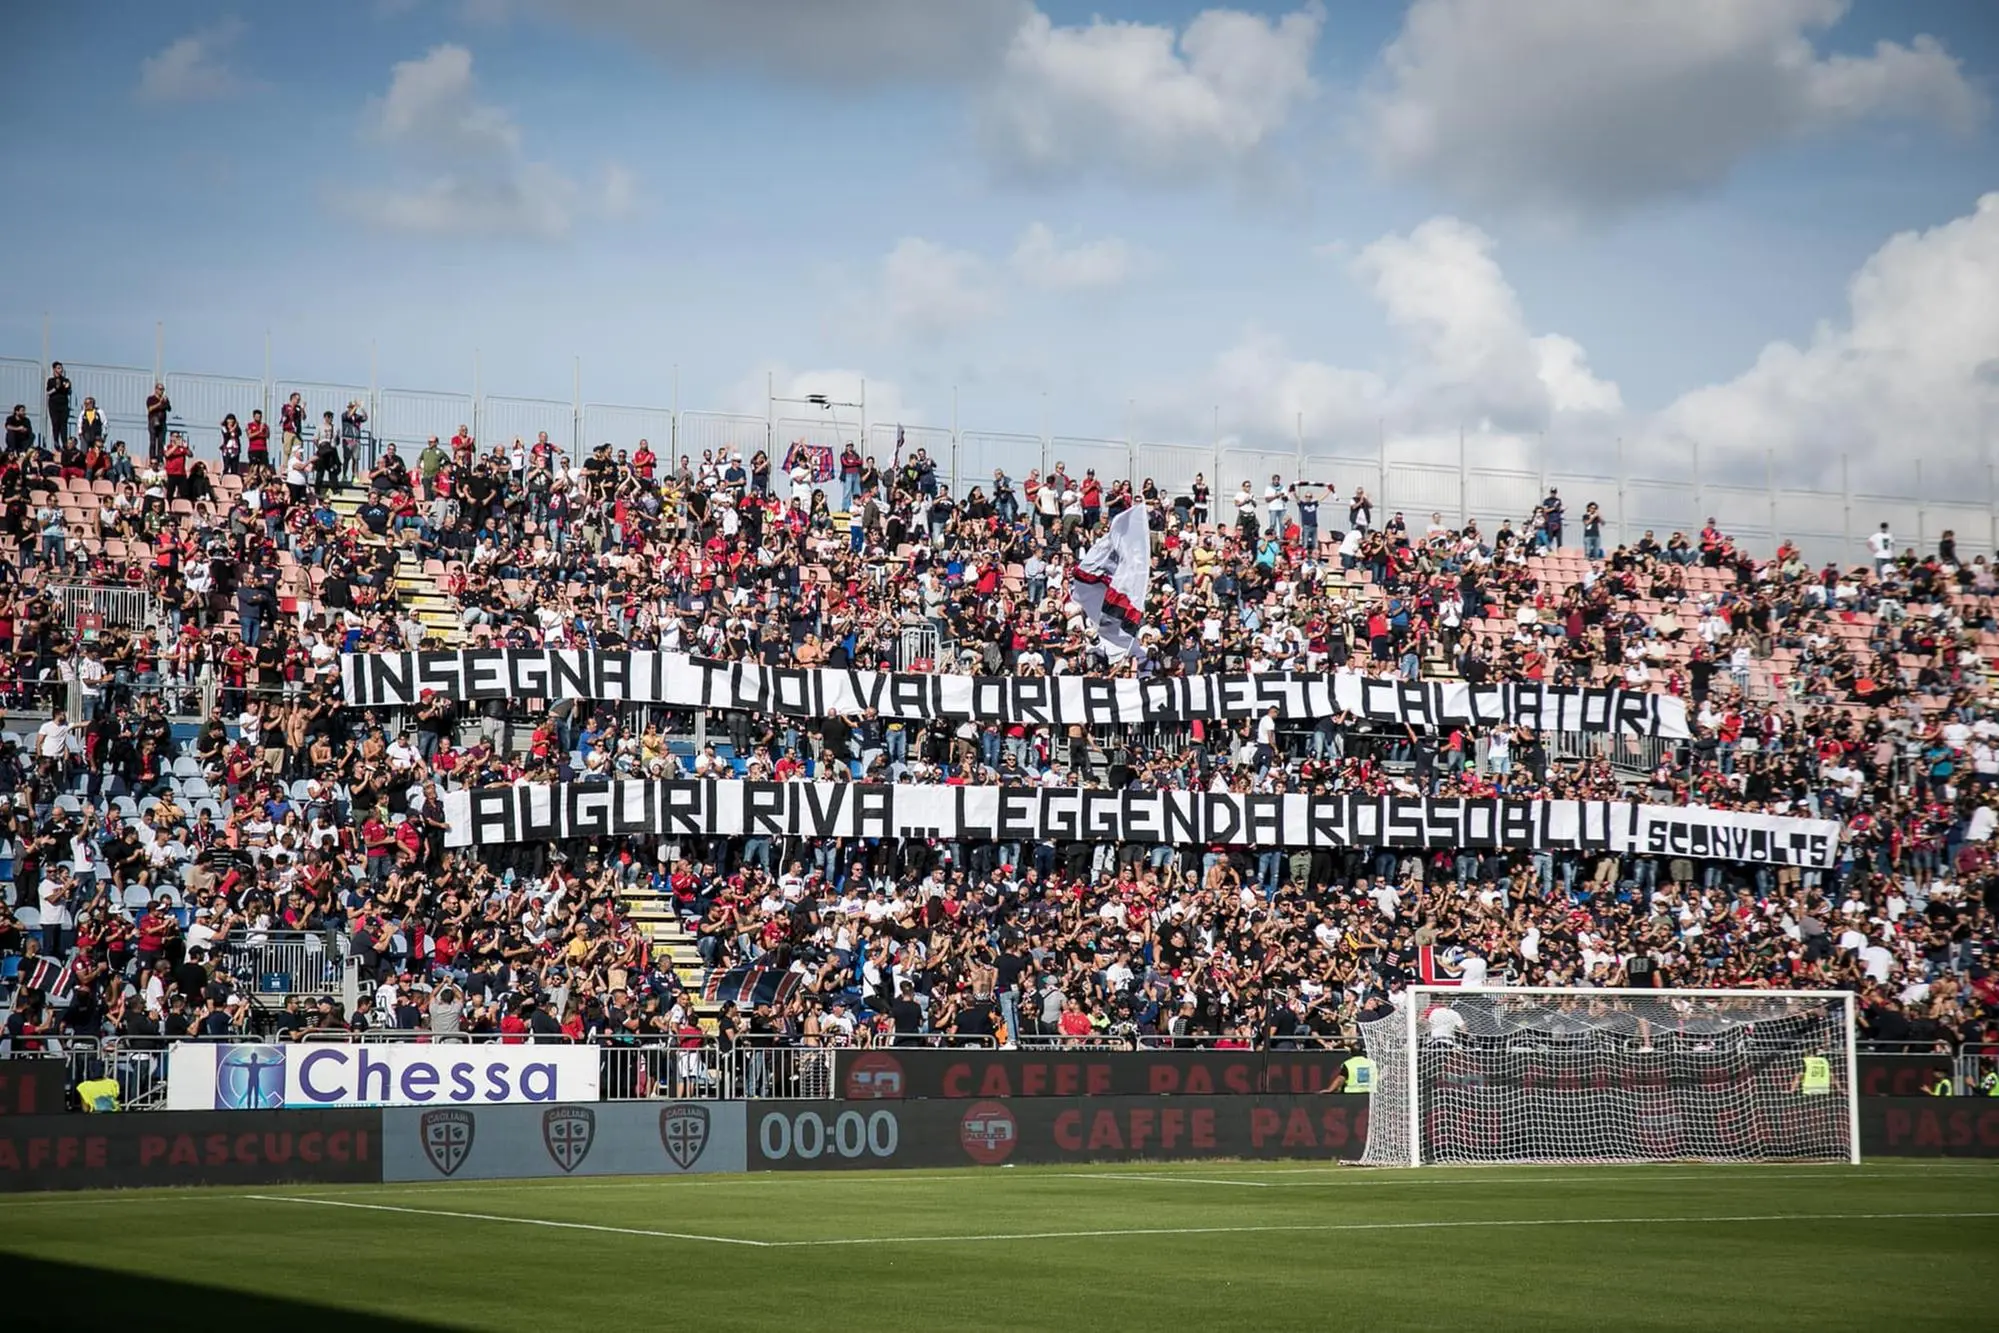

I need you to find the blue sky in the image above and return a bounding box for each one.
[4,0,1997,493]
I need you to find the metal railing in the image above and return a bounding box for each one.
[618,1043,836,1101]
[21,1037,173,1110]
[1958,1044,1998,1097]
[48,583,163,634]
[897,624,942,670]
[1541,730,1674,775]
[220,931,350,999]
[9,343,1991,569]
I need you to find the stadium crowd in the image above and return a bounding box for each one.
[0,374,1996,1071]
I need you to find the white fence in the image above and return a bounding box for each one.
[50,583,163,633]
[222,930,350,998]
[12,344,1993,569]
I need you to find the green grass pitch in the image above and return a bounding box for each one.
[3,1160,1995,1330]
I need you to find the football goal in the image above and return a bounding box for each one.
[1357,987,1859,1166]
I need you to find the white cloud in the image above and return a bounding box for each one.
[352,45,632,239]
[136,18,254,103]
[1353,216,1622,429]
[369,45,519,158]
[1652,192,1999,491]
[1189,217,1619,445]
[981,5,1323,181]
[1362,0,1984,214]
[1205,330,1388,441]
[526,0,1029,85]
[1010,223,1141,292]
[1198,196,1999,499]
[881,238,999,336]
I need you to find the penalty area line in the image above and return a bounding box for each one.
[763,1210,1999,1248]
[242,1194,771,1246]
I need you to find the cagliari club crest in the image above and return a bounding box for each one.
[420,1108,476,1176]
[659,1104,710,1170]
[542,1105,596,1173]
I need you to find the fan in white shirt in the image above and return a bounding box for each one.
[1424,1003,1467,1043]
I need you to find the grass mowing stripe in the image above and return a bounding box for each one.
[1212,1167,1956,1185]
[765,1210,1999,1248]
[242,1193,772,1246]
[1048,1172,1276,1187]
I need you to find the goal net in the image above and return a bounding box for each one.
[1358,987,1858,1167]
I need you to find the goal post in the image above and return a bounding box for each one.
[1358,987,1860,1167]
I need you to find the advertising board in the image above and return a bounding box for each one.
[1861,1098,1999,1156]
[166,1041,601,1111]
[835,1048,1359,1100]
[748,1095,1373,1170]
[0,1058,71,1116]
[1857,1054,1959,1098]
[0,1109,382,1192]
[382,1101,748,1181]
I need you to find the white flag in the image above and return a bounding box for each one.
[1071,503,1150,660]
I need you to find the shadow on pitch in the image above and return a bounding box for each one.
[0,1253,459,1331]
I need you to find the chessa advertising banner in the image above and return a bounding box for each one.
[382,1101,748,1181]
[0,1109,382,1192]
[747,1095,1373,1171]
[166,1042,601,1111]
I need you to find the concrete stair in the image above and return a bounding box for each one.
[324,487,462,646]
[619,889,719,1028]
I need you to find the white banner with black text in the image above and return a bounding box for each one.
[345,650,1690,738]
[439,780,1836,868]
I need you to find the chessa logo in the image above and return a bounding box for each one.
[542,1106,595,1173]
[214,1046,288,1111]
[843,1052,905,1101]
[420,1109,476,1176]
[960,1101,1017,1165]
[659,1105,710,1170]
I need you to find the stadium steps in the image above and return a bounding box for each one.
[323,488,463,646]
[620,891,721,1029]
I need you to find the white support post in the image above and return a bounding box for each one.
[1457,423,1467,527]
[1915,459,1925,554]
[1615,438,1626,552]
[40,311,52,446]
[1766,447,1777,547]
[1844,991,1861,1165]
[1841,453,1852,554]
[1403,990,1422,1168]
[1295,410,1305,492]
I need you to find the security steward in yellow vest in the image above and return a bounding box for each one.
[1321,1054,1374,1095]
[75,1075,121,1112]
[1799,1055,1831,1096]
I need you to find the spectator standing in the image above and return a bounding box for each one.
[146,382,171,462]
[246,409,271,471]
[1868,522,1894,575]
[341,400,370,478]
[45,361,71,444]
[219,412,243,475]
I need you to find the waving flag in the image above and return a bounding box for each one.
[1071,503,1150,660]
[703,965,803,1008]
[22,956,78,1006]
